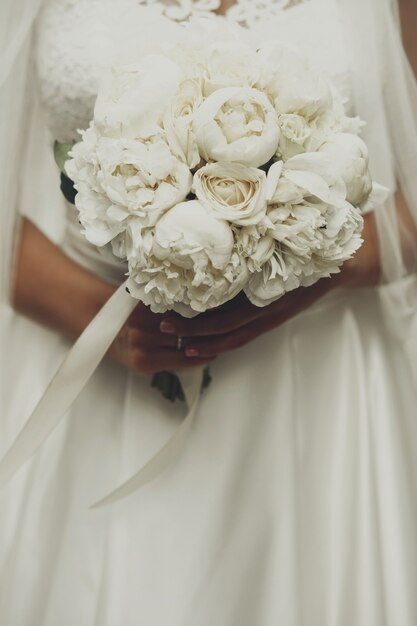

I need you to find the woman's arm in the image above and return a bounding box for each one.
[13,217,214,373]
[13,218,115,338]
[399,0,417,77]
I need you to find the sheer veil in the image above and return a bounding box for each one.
[0,0,417,388]
[336,0,417,380]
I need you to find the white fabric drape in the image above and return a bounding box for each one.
[337,0,417,381]
[0,0,44,304]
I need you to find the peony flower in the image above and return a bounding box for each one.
[319,133,372,206]
[257,45,333,122]
[94,55,183,139]
[127,200,249,316]
[244,154,364,306]
[66,127,192,249]
[266,156,347,209]
[203,42,261,95]
[235,226,275,273]
[193,86,280,168]
[163,78,202,168]
[245,246,305,306]
[192,162,267,226]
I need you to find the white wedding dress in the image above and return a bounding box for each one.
[1,1,417,625]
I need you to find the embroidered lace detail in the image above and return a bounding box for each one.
[138,0,309,25]
[138,0,222,21]
[36,0,349,144]
[227,0,308,26]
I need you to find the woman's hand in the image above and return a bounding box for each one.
[15,213,379,373]
[14,218,215,376]
[108,303,216,375]
[158,212,381,360]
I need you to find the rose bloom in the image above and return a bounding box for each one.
[192,162,267,226]
[277,113,313,158]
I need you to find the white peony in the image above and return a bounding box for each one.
[244,154,364,306]
[258,45,333,122]
[266,156,347,209]
[319,133,372,206]
[193,86,280,168]
[192,162,267,226]
[127,200,249,316]
[163,78,202,168]
[245,248,305,306]
[66,127,192,249]
[235,226,275,273]
[203,42,261,95]
[94,55,183,139]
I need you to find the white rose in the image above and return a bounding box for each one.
[192,162,267,226]
[277,113,312,158]
[193,86,280,168]
[203,42,261,95]
[163,78,202,169]
[67,128,192,248]
[319,133,372,206]
[94,55,183,139]
[127,200,249,315]
[258,45,333,122]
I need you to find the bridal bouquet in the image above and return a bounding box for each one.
[66,38,375,320]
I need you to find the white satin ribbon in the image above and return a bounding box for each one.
[0,280,203,508]
[92,365,203,508]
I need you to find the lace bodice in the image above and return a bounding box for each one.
[35,0,351,143]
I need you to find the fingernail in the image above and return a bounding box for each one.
[186,348,199,357]
[160,320,176,334]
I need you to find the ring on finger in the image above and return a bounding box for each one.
[176,335,183,351]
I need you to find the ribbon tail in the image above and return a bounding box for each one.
[0,280,136,489]
[91,366,204,509]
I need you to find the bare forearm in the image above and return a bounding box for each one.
[13,218,115,338]
[400,0,417,78]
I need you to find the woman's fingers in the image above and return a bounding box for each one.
[127,325,182,350]
[159,297,263,338]
[183,279,334,358]
[131,346,216,375]
[126,272,335,366]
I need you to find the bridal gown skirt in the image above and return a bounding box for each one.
[1,281,417,626]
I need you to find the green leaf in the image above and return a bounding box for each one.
[151,368,212,402]
[54,141,75,174]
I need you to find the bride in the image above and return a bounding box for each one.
[1,0,417,624]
